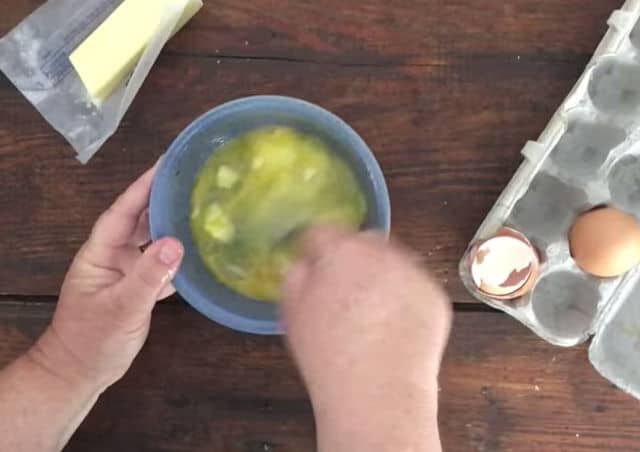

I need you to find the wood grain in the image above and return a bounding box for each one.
[0,0,622,299]
[1,300,638,452]
[0,0,622,63]
[1,2,637,451]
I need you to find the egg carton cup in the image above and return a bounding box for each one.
[460,0,640,399]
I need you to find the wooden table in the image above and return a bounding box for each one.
[2,1,639,450]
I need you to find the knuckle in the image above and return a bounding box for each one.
[100,206,117,223]
[134,268,163,291]
[336,234,384,262]
[109,288,134,319]
[91,207,114,234]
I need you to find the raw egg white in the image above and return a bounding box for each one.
[569,207,640,278]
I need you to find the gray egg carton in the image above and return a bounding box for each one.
[460,0,640,399]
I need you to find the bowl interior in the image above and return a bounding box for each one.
[150,96,390,334]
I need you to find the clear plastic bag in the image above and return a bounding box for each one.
[0,0,192,163]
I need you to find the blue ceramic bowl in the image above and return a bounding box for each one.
[150,96,391,335]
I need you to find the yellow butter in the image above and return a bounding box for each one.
[69,0,202,102]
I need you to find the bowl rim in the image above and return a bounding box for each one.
[150,95,391,334]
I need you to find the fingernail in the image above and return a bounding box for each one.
[158,241,183,266]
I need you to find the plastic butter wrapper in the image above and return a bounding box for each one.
[0,0,203,163]
[460,0,640,400]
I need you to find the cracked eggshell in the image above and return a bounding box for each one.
[470,228,539,300]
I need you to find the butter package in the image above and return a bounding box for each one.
[0,0,202,163]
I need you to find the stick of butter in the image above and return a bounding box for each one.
[70,0,203,102]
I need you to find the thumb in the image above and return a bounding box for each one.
[114,238,184,316]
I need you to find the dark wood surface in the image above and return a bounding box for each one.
[1,0,639,451]
[0,0,623,300]
[2,302,639,452]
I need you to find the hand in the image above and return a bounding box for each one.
[30,165,184,393]
[282,228,451,452]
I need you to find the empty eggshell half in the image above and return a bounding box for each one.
[470,228,539,299]
[569,207,640,278]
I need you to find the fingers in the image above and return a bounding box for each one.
[114,242,176,301]
[282,260,311,306]
[132,209,151,247]
[283,227,390,317]
[90,166,156,249]
[112,238,184,317]
[298,226,388,265]
[299,226,352,261]
[113,242,177,302]
[157,283,177,300]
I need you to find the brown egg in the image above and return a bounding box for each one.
[569,207,640,278]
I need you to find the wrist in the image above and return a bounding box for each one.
[1,330,103,451]
[27,327,106,398]
[314,378,440,452]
